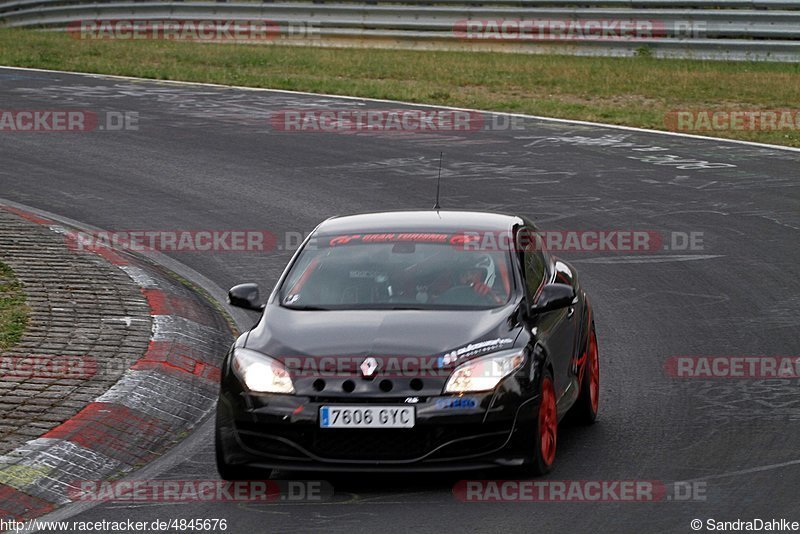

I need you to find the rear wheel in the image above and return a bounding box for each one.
[522,367,558,476]
[572,323,600,425]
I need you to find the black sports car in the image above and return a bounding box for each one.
[215,210,599,478]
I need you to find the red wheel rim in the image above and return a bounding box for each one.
[589,329,600,413]
[539,377,557,466]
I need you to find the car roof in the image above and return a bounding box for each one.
[315,210,525,235]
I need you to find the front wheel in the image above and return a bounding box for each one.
[521,367,558,476]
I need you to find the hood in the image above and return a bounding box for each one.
[246,302,521,360]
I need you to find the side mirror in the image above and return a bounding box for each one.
[530,283,575,314]
[228,283,263,311]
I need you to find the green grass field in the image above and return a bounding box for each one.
[1,29,799,146]
[0,261,27,351]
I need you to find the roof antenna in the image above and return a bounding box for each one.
[433,152,443,210]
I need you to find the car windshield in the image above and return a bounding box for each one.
[279,233,513,310]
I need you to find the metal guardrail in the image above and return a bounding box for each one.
[1,0,799,61]
[4,0,800,7]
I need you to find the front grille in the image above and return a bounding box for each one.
[311,429,433,460]
[237,422,511,462]
[238,430,308,460]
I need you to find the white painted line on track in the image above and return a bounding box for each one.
[679,458,800,485]
[570,254,724,264]
[2,65,799,154]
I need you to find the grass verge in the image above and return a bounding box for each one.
[0,29,799,147]
[0,260,28,351]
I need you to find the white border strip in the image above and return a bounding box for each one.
[2,64,800,154]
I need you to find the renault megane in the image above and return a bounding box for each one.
[215,210,599,478]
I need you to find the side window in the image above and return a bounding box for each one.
[519,227,546,300]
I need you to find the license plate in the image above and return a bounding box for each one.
[319,405,415,429]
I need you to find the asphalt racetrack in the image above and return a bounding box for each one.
[1,66,799,533]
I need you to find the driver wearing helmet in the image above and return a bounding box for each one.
[455,254,502,303]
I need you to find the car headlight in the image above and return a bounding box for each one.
[444,348,526,393]
[231,348,294,394]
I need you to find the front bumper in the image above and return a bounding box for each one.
[216,381,539,472]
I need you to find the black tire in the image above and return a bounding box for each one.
[571,323,600,425]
